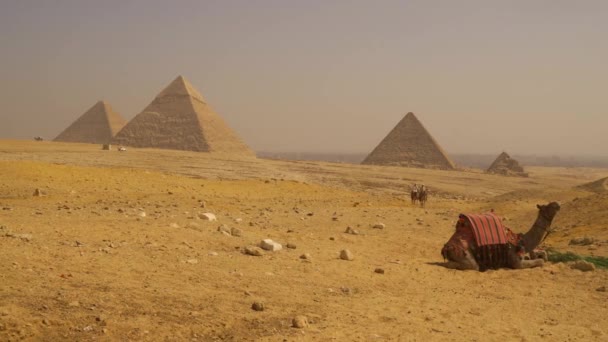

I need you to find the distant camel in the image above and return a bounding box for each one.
[418,187,428,208]
[410,189,418,205]
[441,202,560,271]
[34,136,43,141]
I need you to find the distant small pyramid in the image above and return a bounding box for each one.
[112,76,253,155]
[362,112,455,169]
[487,152,527,177]
[54,101,126,144]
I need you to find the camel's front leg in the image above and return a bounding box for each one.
[508,252,544,269]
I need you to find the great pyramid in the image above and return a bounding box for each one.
[362,112,455,169]
[112,76,253,155]
[487,152,528,177]
[54,101,126,144]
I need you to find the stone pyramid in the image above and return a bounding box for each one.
[112,76,253,155]
[54,101,126,144]
[362,112,455,169]
[487,152,528,177]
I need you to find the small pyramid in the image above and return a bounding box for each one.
[487,152,527,177]
[362,112,455,169]
[112,76,253,155]
[54,101,126,144]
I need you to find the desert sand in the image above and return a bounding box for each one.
[1,140,607,341]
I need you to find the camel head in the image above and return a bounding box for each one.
[536,201,560,221]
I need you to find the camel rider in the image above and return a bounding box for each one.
[412,183,418,193]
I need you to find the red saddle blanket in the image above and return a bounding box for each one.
[460,212,507,246]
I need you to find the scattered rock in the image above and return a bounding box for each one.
[286,243,297,249]
[292,315,309,328]
[300,253,311,260]
[244,246,264,256]
[374,268,385,274]
[251,302,265,311]
[138,211,146,218]
[169,223,180,228]
[208,252,218,256]
[571,260,595,272]
[340,249,354,261]
[68,301,80,307]
[596,286,606,292]
[42,319,50,326]
[230,227,243,237]
[569,237,596,246]
[260,239,282,251]
[217,225,232,236]
[33,189,44,197]
[186,259,199,264]
[186,222,202,230]
[373,223,385,229]
[198,213,217,221]
[344,227,359,235]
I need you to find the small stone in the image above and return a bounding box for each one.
[571,260,595,272]
[198,213,217,221]
[186,222,201,230]
[68,301,80,307]
[373,223,385,229]
[169,223,179,228]
[374,268,385,274]
[33,188,44,197]
[596,286,606,292]
[217,225,232,235]
[208,252,218,256]
[42,319,50,326]
[286,243,297,249]
[300,253,311,260]
[260,239,282,251]
[329,237,335,241]
[344,227,359,235]
[332,217,339,221]
[234,218,243,223]
[138,211,146,218]
[186,259,199,264]
[244,246,264,256]
[569,237,595,246]
[251,302,265,311]
[231,227,243,237]
[292,315,309,328]
[340,249,354,261]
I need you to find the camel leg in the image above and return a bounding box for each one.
[443,252,480,271]
[508,252,544,269]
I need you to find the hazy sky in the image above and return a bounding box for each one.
[1,0,607,155]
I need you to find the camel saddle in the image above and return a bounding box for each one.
[459,213,507,246]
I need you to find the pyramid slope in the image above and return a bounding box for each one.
[112,76,253,155]
[362,112,455,169]
[54,101,127,144]
[487,152,527,177]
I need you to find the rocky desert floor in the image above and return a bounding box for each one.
[1,140,607,341]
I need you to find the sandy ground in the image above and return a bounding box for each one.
[1,140,607,341]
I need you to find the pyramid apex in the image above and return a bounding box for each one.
[156,75,206,102]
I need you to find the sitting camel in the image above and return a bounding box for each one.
[441,202,560,271]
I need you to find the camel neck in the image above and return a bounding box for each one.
[522,213,552,252]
